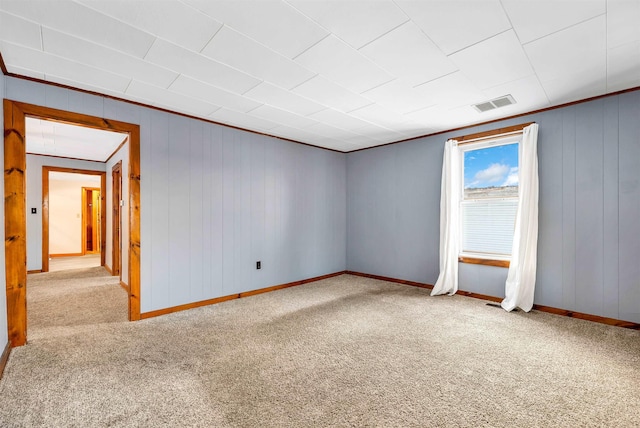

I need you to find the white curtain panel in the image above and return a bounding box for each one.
[502,123,539,312]
[431,139,460,296]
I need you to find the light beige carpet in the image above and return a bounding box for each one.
[1,271,639,427]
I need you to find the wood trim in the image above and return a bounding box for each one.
[459,257,510,268]
[104,264,112,275]
[140,271,347,320]
[346,86,640,153]
[112,161,122,279]
[4,99,28,347]
[345,271,433,290]
[531,304,640,330]
[3,73,342,154]
[50,253,84,258]
[120,281,129,293]
[5,100,141,346]
[128,126,141,321]
[42,166,49,273]
[100,174,106,267]
[453,122,534,144]
[0,51,7,75]
[0,341,10,380]
[81,186,101,255]
[27,152,105,163]
[105,137,127,164]
[27,270,42,274]
[346,271,640,329]
[42,166,106,273]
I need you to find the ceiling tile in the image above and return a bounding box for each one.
[288,0,408,49]
[607,41,640,92]
[144,38,260,94]
[0,11,41,50]
[126,80,220,117]
[295,35,394,93]
[540,68,606,104]
[209,107,281,132]
[524,16,606,83]
[395,0,511,55]
[77,0,222,52]
[405,104,479,131]
[4,65,45,80]
[502,0,605,44]
[169,75,262,113]
[607,0,640,49]
[243,82,326,116]
[415,71,484,109]
[362,79,436,114]
[482,75,550,112]
[348,103,422,131]
[268,124,334,143]
[0,0,155,57]
[304,122,362,140]
[42,28,178,89]
[183,0,328,58]
[449,30,534,90]
[248,105,319,129]
[292,75,373,113]
[1,40,130,93]
[201,26,315,90]
[307,108,378,131]
[359,21,457,86]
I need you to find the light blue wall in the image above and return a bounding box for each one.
[0,71,8,348]
[347,90,640,323]
[6,77,346,314]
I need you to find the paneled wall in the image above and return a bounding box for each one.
[0,72,8,348]
[26,155,105,271]
[6,77,346,314]
[347,90,640,323]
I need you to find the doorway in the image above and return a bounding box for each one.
[82,187,101,255]
[42,168,106,273]
[4,99,141,347]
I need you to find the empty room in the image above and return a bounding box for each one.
[0,0,639,426]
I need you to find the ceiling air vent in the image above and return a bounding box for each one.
[473,95,516,113]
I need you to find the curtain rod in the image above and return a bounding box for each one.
[453,122,535,146]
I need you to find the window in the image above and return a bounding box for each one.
[459,135,520,261]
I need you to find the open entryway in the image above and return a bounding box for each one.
[4,99,141,347]
[41,167,107,273]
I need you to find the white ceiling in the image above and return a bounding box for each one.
[26,117,127,161]
[1,0,639,152]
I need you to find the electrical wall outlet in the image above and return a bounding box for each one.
[256,261,261,270]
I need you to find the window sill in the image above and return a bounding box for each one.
[458,257,510,268]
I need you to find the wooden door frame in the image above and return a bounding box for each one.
[81,186,102,255]
[43,168,106,271]
[4,99,141,347]
[112,161,122,279]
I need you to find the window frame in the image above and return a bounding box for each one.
[452,122,534,267]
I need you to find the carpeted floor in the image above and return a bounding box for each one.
[1,271,639,427]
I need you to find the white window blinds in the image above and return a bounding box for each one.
[461,199,517,256]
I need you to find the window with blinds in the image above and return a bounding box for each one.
[460,136,520,260]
